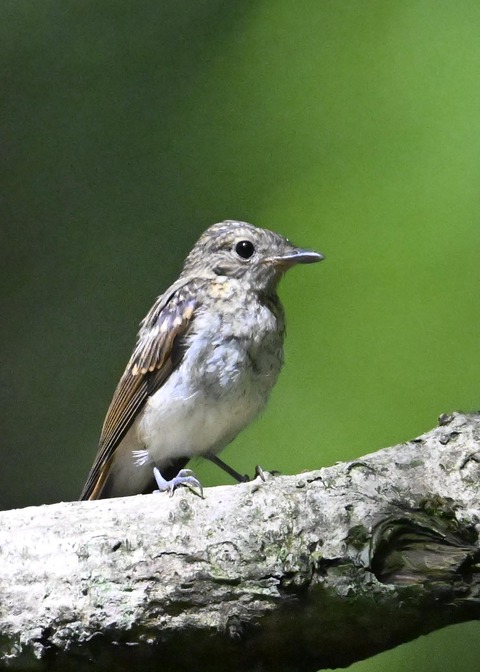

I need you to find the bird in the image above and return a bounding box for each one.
[80,220,323,500]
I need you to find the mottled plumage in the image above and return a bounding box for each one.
[80,220,323,500]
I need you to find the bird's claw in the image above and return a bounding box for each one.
[153,467,204,497]
[254,465,266,481]
[237,467,262,483]
[245,466,279,482]
[254,466,281,481]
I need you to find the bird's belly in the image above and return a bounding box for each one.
[136,336,282,466]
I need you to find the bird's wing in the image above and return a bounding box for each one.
[80,279,198,500]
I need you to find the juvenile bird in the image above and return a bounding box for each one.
[80,220,323,500]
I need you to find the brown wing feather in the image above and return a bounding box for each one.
[80,280,198,500]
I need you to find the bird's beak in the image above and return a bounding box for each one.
[267,248,325,269]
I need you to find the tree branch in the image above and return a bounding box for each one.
[1,412,479,671]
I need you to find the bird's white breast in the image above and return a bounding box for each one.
[136,299,284,467]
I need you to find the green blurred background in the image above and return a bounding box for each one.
[2,0,480,669]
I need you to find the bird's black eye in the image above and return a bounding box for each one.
[235,240,255,259]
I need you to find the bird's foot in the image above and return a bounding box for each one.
[235,466,265,483]
[251,466,281,481]
[252,465,266,482]
[153,467,203,497]
[205,454,278,483]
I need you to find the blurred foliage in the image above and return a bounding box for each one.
[2,1,480,670]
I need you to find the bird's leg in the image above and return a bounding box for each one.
[153,467,203,497]
[205,454,266,483]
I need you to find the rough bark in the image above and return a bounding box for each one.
[0,412,479,672]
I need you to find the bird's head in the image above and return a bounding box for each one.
[181,220,324,293]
